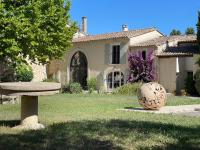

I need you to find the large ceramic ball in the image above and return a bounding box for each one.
[138,82,167,110]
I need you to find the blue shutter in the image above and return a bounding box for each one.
[105,44,110,64]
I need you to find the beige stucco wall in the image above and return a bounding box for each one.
[48,38,130,91]
[47,31,164,91]
[130,31,162,45]
[46,31,196,93]
[193,54,199,73]
[129,46,156,53]
[156,40,178,54]
[158,56,195,93]
[158,57,176,93]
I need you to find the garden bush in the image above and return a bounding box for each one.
[87,78,97,93]
[15,64,33,82]
[69,82,82,94]
[194,69,200,95]
[62,84,70,93]
[113,83,141,95]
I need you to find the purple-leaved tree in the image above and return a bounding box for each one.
[128,50,156,83]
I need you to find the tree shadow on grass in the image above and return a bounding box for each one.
[0,119,199,150]
[0,120,20,127]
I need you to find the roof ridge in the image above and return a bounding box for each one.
[130,34,197,47]
[168,35,197,38]
[73,27,158,43]
[84,27,156,37]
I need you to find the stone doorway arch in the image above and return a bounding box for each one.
[70,51,88,89]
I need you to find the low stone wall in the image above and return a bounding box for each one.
[30,63,47,82]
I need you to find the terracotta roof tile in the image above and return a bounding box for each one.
[72,28,156,43]
[156,44,198,57]
[167,45,198,53]
[131,35,197,47]
[156,52,193,57]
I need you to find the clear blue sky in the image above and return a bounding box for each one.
[70,0,200,35]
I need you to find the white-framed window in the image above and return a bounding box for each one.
[105,42,126,65]
[107,71,124,90]
[111,45,120,64]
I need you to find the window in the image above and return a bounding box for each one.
[142,51,146,60]
[112,45,120,64]
[107,71,124,90]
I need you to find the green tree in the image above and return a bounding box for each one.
[195,11,200,95]
[0,0,77,67]
[185,27,195,35]
[197,11,200,52]
[196,11,200,66]
[170,29,181,36]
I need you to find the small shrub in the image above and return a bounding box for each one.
[194,69,200,95]
[87,78,97,93]
[43,78,59,83]
[185,74,198,96]
[113,83,141,95]
[15,64,33,82]
[69,82,82,94]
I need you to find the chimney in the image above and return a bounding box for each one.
[82,16,87,34]
[122,24,128,31]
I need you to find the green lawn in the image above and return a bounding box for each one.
[0,94,200,150]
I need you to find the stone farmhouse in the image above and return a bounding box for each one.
[34,17,198,93]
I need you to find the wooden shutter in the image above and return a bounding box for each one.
[105,44,111,64]
[120,42,126,64]
[124,69,130,83]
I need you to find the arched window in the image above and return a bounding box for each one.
[107,71,124,90]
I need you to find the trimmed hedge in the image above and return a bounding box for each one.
[87,78,97,93]
[69,82,82,94]
[113,83,141,95]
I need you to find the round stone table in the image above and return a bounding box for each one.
[0,82,61,130]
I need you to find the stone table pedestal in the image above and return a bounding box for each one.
[0,82,61,130]
[20,96,43,129]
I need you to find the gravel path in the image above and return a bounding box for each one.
[118,105,200,117]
